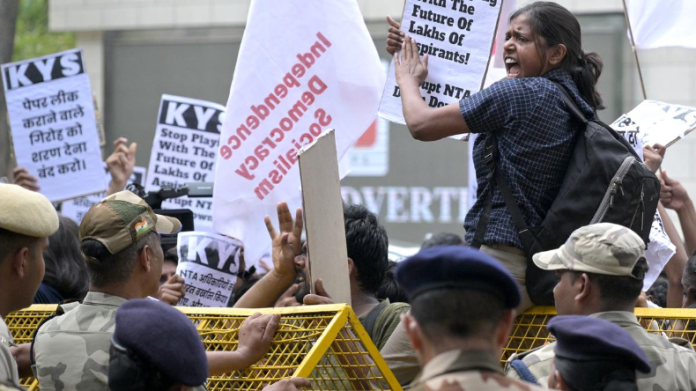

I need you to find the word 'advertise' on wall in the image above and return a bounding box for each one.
[379,0,503,124]
[176,232,242,307]
[1,49,105,202]
[212,0,385,265]
[146,95,225,232]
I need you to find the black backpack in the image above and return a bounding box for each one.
[470,82,661,306]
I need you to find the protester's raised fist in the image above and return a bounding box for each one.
[643,143,665,173]
[302,279,334,306]
[236,313,280,367]
[12,167,40,191]
[394,35,429,88]
[107,137,137,195]
[386,16,404,55]
[660,169,690,212]
[263,377,311,391]
[157,274,185,306]
[264,202,303,280]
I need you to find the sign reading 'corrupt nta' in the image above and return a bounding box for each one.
[379,0,503,124]
[212,0,385,264]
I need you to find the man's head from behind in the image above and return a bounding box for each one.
[682,253,696,308]
[395,246,521,365]
[109,299,207,391]
[344,204,389,296]
[0,184,58,315]
[533,223,648,315]
[79,191,181,297]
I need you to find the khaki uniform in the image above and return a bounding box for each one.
[505,311,696,390]
[0,317,20,389]
[409,350,546,391]
[33,292,125,390]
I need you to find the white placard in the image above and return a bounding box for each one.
[2,49,106,202]
[146,95,225,232]
[61,166,146,224]
[643,212,676,291]
[378,0,503,124]
[212,0,385,265]
[176,232,242,307]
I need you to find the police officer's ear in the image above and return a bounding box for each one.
[138,243,154,274]
[401,313,423,351]
[574,273,592,302]
[347,257,355,276]
[554,370,570,391]
[495,310,515,347]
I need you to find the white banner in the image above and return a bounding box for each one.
[61,166,146,224]
[626,0,696,49]
[378,0,502,124]
[213,0,385,264]
[2,49,105,202]
[146,95,225,232]
[176,232,242,307]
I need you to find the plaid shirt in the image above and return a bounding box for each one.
[461,69,594,249]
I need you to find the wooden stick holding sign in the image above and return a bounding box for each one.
[298,129,351,306]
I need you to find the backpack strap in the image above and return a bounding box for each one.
[361,301,389,342]
[508,359,540,385]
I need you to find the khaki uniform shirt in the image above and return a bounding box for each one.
[505,311,696,390]
[409,350,546,391]
[33,292,125,391]
[0,317,20,389]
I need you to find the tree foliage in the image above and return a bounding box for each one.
[13,0,75,61]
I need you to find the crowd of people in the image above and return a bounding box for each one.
[1,1,696,390]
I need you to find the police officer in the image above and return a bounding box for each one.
[547,316,651,391]
[32,191,281,390]
[0,184,58,389]
[506,223,696,389]
[394,246,546,391]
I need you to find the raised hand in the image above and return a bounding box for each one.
[386,16,404,55]
[394,35,429,89]
[106,137,137,195]
[264,202,303,279]
[12,167,39,191]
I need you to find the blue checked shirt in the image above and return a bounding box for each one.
[461,69,595,249]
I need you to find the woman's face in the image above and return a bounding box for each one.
[503,13,548,79]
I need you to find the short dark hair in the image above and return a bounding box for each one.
[81,231,159,287]
[572,258,648,308]
[411,289,506,341]
[421,232,464,249]
[0,227,40,265]
[163,247,178,265]
[42,216,89,300]
[647,275,668,308]
[377,261,408,303]
[683,254,696,291]
[344,204,389,295]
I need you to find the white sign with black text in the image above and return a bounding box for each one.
[146,95,225,232]
[2,49,105,202]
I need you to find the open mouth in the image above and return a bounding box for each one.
[505,58,521,78]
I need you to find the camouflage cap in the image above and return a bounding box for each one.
[533,223,645,278]
[79,190,181,254]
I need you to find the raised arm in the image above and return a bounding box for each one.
[394,36,469,141]
[661,169,696,256]
[234,202,303,308]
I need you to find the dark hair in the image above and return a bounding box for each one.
[411,289,505,341]
[344,204,389,295]
[511,1,604,110]
[163,247,178,264]
[647,275,668,308]
[377,261,408,303]
[421,232,464,249]
[683,253,696,290]
[81,231,159,287]
[0,227,40,264]
[572,258,648,308]
[42,216,89,300]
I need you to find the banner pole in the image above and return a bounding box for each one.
[622,0,647,100]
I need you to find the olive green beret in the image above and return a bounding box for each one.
[0,184,59,237]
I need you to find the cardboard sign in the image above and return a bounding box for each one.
[176,232,242,307]
[298,130,351,305]
[212,0,384,265]
[61,166,146,224]
[1,49,106,202]
[146,95,225,232]
[379,0,503,124]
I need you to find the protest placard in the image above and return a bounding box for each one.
[1,49,105,202]
[176,232,242,307]
[61,166,146,224]
[298,130,351,305]
[146,95,225,232]
[212,0,385,264]
[378,0,503,124]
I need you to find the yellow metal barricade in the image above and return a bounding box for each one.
[502,307,696,365]
[6,304,401,391]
